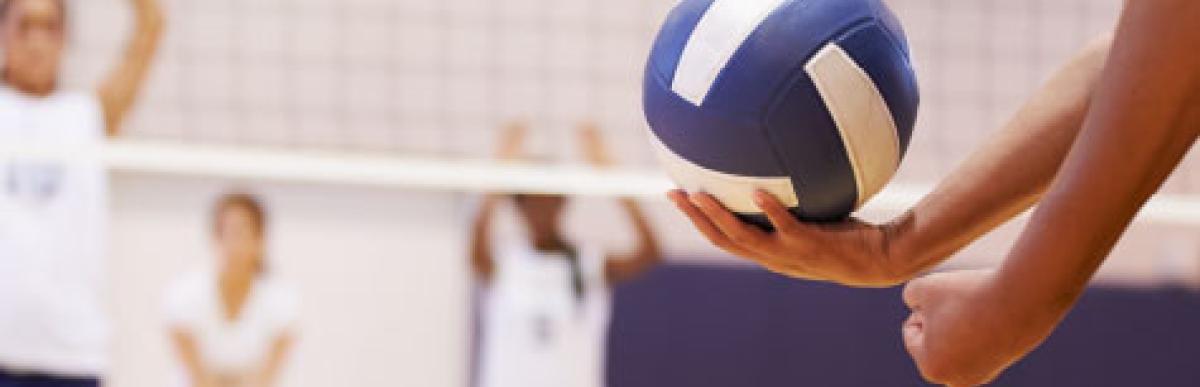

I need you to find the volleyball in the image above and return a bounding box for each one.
[644,0,920,225]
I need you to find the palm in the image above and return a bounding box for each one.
[765,220,895,286]
[669,190,905,287]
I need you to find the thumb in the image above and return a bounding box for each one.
[903,312,939,382]
[902,312,925,358]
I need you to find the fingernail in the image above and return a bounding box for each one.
[755,190,772,205]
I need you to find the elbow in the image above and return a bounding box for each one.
[640,240,665,264]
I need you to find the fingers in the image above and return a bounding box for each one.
[691,192,771,248]
[902,312,933,381]
[753,190,814,238]
[902,277,930,309]
[667,190,753,257]
[902,313,925,356]
[754,190,797,232]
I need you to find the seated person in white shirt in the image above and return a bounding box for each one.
[165,193,300,387]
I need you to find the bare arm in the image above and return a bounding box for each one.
[996,0,1200,346]
[97,0,164,137]
[470,194,503,282]
[470,123,528,283]
[670,33,1112,286]
[170,328,219,387]
[252,334,294,387]
[903,1,1200,384]
[604,198,664,286]
[887,33,1113,276]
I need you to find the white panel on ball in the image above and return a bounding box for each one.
[805,44,902,207]
[650,136,797,214]
[671,0,788,106]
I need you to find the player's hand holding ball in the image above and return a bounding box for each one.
[668,190,911,287]
[646,0,921,287]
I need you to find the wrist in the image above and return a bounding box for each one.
[993,262,1085,317]
[976,269,1075,360]
[880,210,925,283]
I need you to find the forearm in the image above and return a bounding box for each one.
[605,198,664,284]
[469,195,503,279]
[890,35,1111,275]
[997,0,1200,312]
[172,329,219,387]
[100,0,165,135]
[254,335,293,387]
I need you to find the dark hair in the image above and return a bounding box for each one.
[212,192,269,274]
[0,0,68,25]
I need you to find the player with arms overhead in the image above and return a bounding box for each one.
[0,0,163,385]
[471,122,663,387]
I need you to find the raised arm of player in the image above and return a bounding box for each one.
[97,0,163,137]
[902,1,1200,385]
[469,122,528,283]
[576,124,664,286]
[668,33,1112,287]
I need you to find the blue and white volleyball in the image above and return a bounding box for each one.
[644,0,919,225]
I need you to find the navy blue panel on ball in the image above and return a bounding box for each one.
[700,0,879,121]
[644,67,788,177]
[834,22,921,155]
[764,73,859,222]
[871,0,913,57]
[645,0,716,86]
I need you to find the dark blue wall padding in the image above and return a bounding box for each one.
[607,264,1200,387]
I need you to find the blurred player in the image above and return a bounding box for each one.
[470,123,663,387]
[0,0,162,385]
[165,193,299,387]
[669,0,1200,384]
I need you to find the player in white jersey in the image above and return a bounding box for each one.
[470,123,663,387]
[0,0,162,385]
[165,193,299,387]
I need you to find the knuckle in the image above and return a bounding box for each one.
[710,238,736,251]
[728,231,757,245]
[775,223,801,236]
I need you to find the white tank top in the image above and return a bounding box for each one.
[478,243,611,387]
[0,85,108,376]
